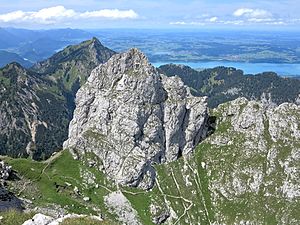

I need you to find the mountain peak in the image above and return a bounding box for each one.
[91,36,101,43]
[79,37,102,48]
[2,62,28,76]
[125,48,149,65]
[124,48,148,64]
[32,38,115,74]
[5,62,23,70]
[91,48,156,81]
[64,48,208,189]
[31,38,116,94]
[127,47,145,56]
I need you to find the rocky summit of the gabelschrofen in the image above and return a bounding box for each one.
[64,48,209,189]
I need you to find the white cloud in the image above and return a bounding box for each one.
[233,8,272,19]
[266,21,286,25]
[195,14,210,19]
[190,22,205,25]
[169,21,187,25]
[0,10,26,22]
[170,17,218,26]
[0,6,138,24]
[207,16,218,22]
[169,21,205,26]
[81,9,138,19]
[288,18,300,24]
[32,6,76,22]
[221,20,244,25]
[247,18,274,22]
[231,7,288,25]
[0,6,76,24]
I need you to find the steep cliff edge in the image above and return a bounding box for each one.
[64,48,209,189]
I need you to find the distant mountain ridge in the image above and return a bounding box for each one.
[0,37,115,159]
[159,64,300,108]
[0,50,32,68]
[0,27,93,67]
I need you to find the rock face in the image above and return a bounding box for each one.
[104,191,141,225]
[125,97,299,224]
[198,97,300,224]
[64,49,208,189]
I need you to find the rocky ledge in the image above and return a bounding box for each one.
[63,48,208,189]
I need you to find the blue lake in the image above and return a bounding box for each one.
[152,61,300,77]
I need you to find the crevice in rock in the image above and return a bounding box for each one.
[204,115,217,139]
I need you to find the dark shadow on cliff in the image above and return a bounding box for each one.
[7,170,21,181]
[206,115,216,138]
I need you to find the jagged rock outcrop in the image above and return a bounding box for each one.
[64,48,208,189]
[150,203,170,225]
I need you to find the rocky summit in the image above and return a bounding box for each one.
[64,48,209,189]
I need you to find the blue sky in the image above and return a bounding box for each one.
[0,0,299,29]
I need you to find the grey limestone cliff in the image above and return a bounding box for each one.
[64,48,208,189]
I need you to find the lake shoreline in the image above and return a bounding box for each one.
[152,61,300,77]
